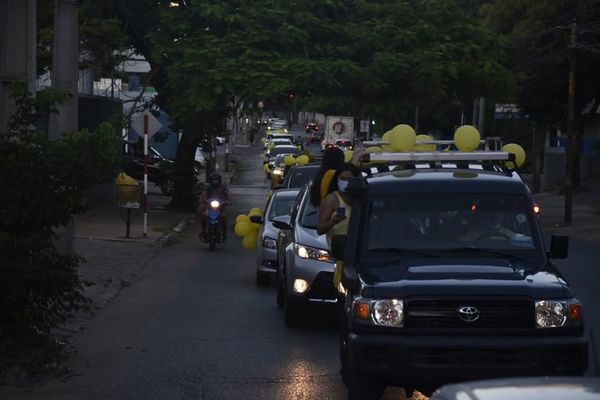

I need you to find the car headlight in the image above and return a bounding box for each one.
[352,298,404,327]
[535,299,582,328]
[262,237,277,249]
[210,200,220,208]
[295,244,331,262]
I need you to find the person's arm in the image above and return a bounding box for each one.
[317,193,345,235]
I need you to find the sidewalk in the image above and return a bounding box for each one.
[68,185,190,330]
[533,179,600,243]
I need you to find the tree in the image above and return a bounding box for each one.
[481,0,600,185]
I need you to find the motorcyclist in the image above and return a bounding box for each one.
[199,172,231,242]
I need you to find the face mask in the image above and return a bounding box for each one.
[338,179,349,192]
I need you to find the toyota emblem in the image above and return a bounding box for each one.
[457,306,480,322]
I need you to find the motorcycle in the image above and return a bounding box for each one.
[205,198,226,251]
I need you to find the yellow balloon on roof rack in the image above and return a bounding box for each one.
[296,155,310,165]
[263,163,271,173]
[454,125,480,152]
[382,130,393,143]
[414,134,436,151]
[366,146,383,153]
[381,144,395,152]
[502,143,526,169]
[390,124,416,152]
[344,150,354,162]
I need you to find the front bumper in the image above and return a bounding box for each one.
[257,246,278,274]
[348,333,588,385]
[287,255,336,303]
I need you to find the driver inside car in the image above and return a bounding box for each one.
[198,172,231,242]
[458,213,516,244]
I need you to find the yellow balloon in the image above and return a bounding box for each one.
[381,144,395,152]
[390,124,416,152]
[249,222,261,231]
[235,222,252,237]
[454,125,480,152]
[249,207,263,217]
[344,150,354,162]
[284,155,295,166]
[263,163,271,173]
[414,134,436,151]
[236,214,250,224]
[503,143,526,169]
[366,146,383,153]
[296,155,309,165]
[381,130,393,144]
[242,233,258,250]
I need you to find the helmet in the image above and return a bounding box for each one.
[208,172,222,186]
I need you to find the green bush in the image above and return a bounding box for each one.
[0,89,120,377]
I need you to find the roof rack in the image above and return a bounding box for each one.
[363,151,515,163]
[361,137,504,151]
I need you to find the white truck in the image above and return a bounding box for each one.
[321,115,355,151]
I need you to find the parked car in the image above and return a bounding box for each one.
[431,376,600,400]
[308,130,324,143]
[254,189,301,285]
[122,142,175,195]
[273,184,336,326]
[264,137,294,152]
[195,146,206,168]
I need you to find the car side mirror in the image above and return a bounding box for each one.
[550,235,569,259]
[250,215,263,224]
[272,215,291,231]
[331,234,346,260]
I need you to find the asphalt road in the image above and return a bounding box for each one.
[2,125,597,400]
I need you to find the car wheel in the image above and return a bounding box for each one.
[160,178,175,195]
[284,292,304,327]
[256,272,270,286]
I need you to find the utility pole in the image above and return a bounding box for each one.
[49,0,79,139]
[478,97,486,135]
[564,18,577,226]
[472,97,479,127]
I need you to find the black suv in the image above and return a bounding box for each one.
[332,154,588,399]
[122,142,176,195]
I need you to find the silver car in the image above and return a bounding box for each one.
[273,184,336,326]
[255,188,300,286]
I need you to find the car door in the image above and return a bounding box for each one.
[277,188,305,275]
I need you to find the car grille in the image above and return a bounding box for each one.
[405,298,534,332]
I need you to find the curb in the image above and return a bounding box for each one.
[157,214,195,247]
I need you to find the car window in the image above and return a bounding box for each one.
[285,166,319,188]
[366,193,539,253]
[268,193,298,221]
[299,194,318,229]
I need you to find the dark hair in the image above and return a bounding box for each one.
[309,147,345,206]
[333,163,360,181]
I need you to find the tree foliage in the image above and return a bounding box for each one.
[0,86,121,376]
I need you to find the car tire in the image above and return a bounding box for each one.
[284,292,304,327]
[256,272,270,286]
[160,178,175,195]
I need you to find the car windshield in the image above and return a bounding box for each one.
[285,165,319,188]
[268,193,298,221]
[299,194,318,229]
[365,193,540,257]
[270,147,299,156]
[336,140,351,146]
